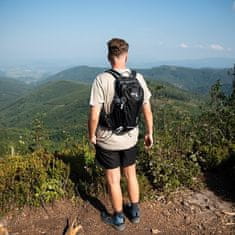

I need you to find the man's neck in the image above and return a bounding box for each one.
[112,64,127,70]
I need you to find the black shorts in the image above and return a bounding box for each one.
[95,144,137,169]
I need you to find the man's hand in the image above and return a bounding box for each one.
[144,133,153,149]
[88,105,101,146]
[142,102,153,149]
[89,135,97,145]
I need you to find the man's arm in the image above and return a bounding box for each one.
[88,105,101,144]
[142,102,153,148]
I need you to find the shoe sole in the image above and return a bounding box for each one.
[123,204,140,224]
[113,223,126,231]
[131,217,140,224]
[101,212,126,231]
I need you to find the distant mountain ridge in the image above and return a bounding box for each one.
[0,80,90,129]
[42,66,105,84]
[138,57,235,69]
[0,78,202,130]
[1,64,233,129]
[0,76,31,110]
[138,66,232,93]
[43,65,232,94]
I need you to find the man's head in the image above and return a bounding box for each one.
[107,38,129,65]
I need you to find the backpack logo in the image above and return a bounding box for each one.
[130,92,138,98]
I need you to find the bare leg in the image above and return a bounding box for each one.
[123,164,139,203]
[105,167,123,212]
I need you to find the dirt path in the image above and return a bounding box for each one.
[1,188,235,235]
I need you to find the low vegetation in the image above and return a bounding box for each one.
[0,151,74,214]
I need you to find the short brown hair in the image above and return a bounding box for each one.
[107,38,129,61]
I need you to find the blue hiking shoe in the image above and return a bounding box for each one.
[124,203,140,224]
[101,211,126,231]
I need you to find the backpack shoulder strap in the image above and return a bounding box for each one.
[130,70,137,79]
[105,69,121,79]
[105,69,137,80]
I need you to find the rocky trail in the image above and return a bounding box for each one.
[1,173,235,235]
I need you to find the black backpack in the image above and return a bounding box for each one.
[99,69,144,134]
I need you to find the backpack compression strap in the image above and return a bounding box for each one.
[105,69,137,79]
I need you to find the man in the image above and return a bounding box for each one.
[88,38,153,231]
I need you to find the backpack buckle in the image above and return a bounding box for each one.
[114,126,124,134]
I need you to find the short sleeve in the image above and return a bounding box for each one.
[89,76,104,107]
[137,74,152,104]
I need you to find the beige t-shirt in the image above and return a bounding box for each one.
[89,68,151,150]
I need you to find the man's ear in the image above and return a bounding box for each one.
[125,53,128,63]
[108,54,114,65]
[107,54,111,62]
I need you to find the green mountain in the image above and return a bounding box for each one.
[148,80,202,102]
[0,77,204,154]
[42,65,105,84]
[139,66,232,94]
[0,80,90,129]
[43,65,232,94]
[0,77,203,131]
[1,64,226,133]
[0,76,31,110]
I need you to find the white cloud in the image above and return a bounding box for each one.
[179,43,189,48]
[178,42,230,52]
[210,44,224,51]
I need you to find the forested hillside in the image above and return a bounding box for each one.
[42,65,105,84]
[42,65,232,95]
[139,66,232,94]
[0,80,89,129]
[0,76,31,109]
[0,77,202,155]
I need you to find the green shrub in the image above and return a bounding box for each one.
[120,173,154,201]
[192,79,235,171]
[194,144,230,170]
[0,151,74,213]
[138,144,201,193]
[56,142,106,196]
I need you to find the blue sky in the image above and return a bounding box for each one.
[1,0,235,66]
